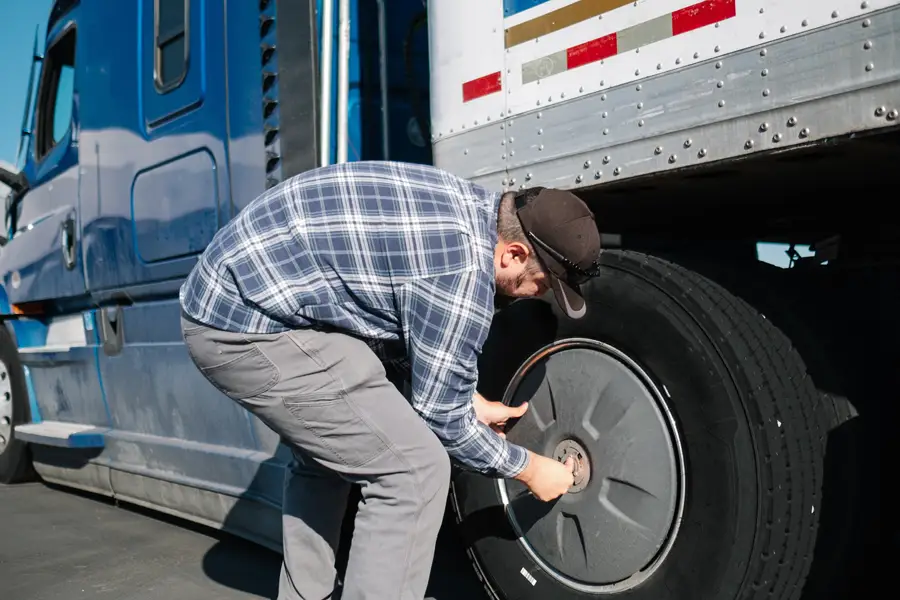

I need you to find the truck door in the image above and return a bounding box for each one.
[80,0,229,292]
[0,23,85,306]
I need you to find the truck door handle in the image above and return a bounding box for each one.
[60,217,76,270]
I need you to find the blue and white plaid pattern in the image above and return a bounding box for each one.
[180,161,528,478]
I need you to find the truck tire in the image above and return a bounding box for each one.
[453,250,822,600]
[0,325,35,484]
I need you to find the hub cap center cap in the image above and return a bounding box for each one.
[553,439,590,493]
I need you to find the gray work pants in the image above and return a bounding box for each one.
[180,316,451,600]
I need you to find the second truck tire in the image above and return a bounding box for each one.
[453,250,823,600]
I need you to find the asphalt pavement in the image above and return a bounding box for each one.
[0,482,489,600]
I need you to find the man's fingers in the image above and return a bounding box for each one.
[564,456,576,473]
[508,402,529,417]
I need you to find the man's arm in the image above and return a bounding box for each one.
[396,267,529,479]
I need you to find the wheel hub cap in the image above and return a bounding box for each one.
[552,439,590,493]
[497,341,684,592]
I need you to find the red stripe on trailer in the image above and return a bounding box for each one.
[567,33,618,70]
[462,71,502,102]
[672,0,736,36]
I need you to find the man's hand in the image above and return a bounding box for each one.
[515,451,575,502]
[473,392,528,438]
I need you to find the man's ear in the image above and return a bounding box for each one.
[506,242,531,264]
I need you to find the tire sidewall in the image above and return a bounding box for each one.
[455,256,761,600]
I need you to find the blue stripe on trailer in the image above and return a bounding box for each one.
[504,0,557,18]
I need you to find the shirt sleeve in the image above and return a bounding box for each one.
[395,267,530,479]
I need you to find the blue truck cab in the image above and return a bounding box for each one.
[0,0,432,542]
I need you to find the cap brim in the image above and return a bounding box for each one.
[530,244,588,320]
[549,273,587,319]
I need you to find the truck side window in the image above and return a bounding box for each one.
[34,28,76,160]
[154,0,188,92]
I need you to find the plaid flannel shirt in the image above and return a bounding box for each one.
[180,161,529,478]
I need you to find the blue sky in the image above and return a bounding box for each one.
[1,0,54,167]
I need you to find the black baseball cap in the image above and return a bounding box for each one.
[514,187,602,319]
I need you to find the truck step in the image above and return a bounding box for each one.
[14,421,106,449]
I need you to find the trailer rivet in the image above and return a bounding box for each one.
[600,79,606,86]
[763,89,771,96]
[669,154,677,163]
[865,63,874,71]
[863,19,871,27]
[576,175,583,183]
[594,171,602,179]
[579,86,584,93]
[655,147,663,155]
[800,128,810,138]
[526,173,533,180]
[864,41,873,49]
[539,144,544,151]
[718,100,726,107]
[603,156,611,164]
[637,102,644,109]
[760,48,768,56]
[603,128,610,135]
[698,148,708,157]
[773,133,782,142]
[832,11,839,18]
[638,119,645,126]
[635,69,641,76]
[464,149,469,155]
[715,61,722,69]
[601,94,607,101]
[745,140,754,149]
[759,32,765,39]
[510,150,515,156]
[802,19,808,27]
[761,68,769,76]
[694,52,700,58]
[676,57,682,64]
[502,179,508,186]
[888,110,899,121]
[509,137,515,143]
[502,154,506,159]
[760,122,769,132]
[715,45,721,52]
[501,139,505,145]
[538,128,544,134]
[602,112,608,118]
[780,26,787,33]
[657,63,662,70]
[614,167,622,175]
[787,117,797,127]
[684,139,692,148]
[584,160,592,168]
[510,178,516,184]
[717,81,724,88]
[537,112,543,119]
[561,92,566,99]
[636,84,643,91]
[759,7,765,13]
[862,1,869,8]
